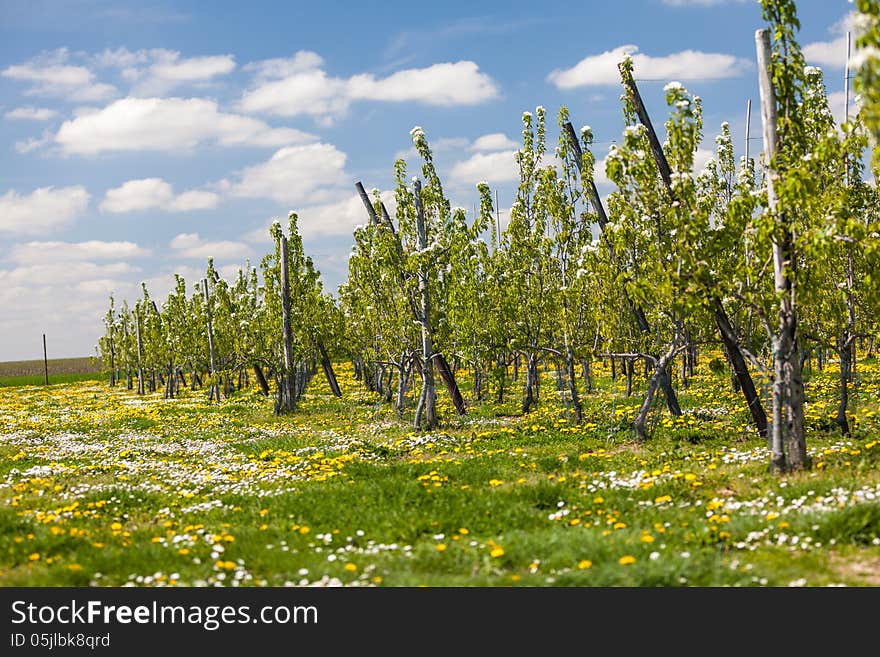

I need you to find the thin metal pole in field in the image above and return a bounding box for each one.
[43,333,48,385]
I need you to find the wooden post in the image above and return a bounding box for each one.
[562,121,609,229]
[42,333,48,385]
[278,235,297,412]
[745,99,752,163]
[355,181,380,226]
[619,65,674,195]
[317,339,342,397]
[756,28,808,471]
[495,189,502,246]
[620,70,766,433]
[564,120,650,333]
[433,353,466,415]
[253,364,270,396]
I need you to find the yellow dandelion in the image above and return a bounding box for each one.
[577,560,593,570]
[344,562,357,572]
[490,547,505,558]
[435,543,447,552]
[618,555,636,566]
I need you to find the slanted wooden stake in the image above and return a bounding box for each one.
[42,333,49,386]
[355,181,380,226]
[433,353,466,415]
[317,339,342,397]
[619,66,674,194]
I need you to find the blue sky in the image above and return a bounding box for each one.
[0,0,856,360]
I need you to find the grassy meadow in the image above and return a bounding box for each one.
[0,353,878,587]
[0,356,103,388]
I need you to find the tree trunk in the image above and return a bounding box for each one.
[134,309,144,395]
[276,236,297,413]
[396,353,409,417]
[835,341,851,435]
[203,279,219,402]
[413,179,437,429]
[625,358,634,397]
[757,28,808,472]
[634,341,681,441]
[521,352,539,415]
[108,335,116,387]
[566,345,583,423]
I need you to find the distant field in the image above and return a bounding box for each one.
[0,357,103,387]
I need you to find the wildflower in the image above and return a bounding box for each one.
[578,560,593,569]
[618,555,636,566]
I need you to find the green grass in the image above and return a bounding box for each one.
[0,356,101,377]
[0,355,878,587]
[0,356,104,387]
[0,372,104,388]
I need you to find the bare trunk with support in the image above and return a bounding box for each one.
[277,236,297,413]
[756,28,808,471]
[413,179,437,429]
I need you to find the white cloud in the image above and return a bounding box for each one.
[470,133,518,152]
[347,61,499,105]
[100,178,172,213]
[0,186,90,235]
[8,240,151,264]
[150,53,235,82]
[394,136,470,161]
[54,97,315,155]
[2,49,116,101]
[240,51,499,122]
[243,51,325,79]
[88,47,237,95]
[170,233,253,261]
[169,190,221,211]
[692,148,715,175]
[135,52,236,96]
[15,130,53,154]
[5,106,58,121]
[547,45,750,88]
[450,150,520,185]
[239,68,350,123]
[804,14,854,70]
[828,90,861,126]
[0,262,137,287]
[243,190,397,243]
[100,178,220,213]
[229,143,348,205]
